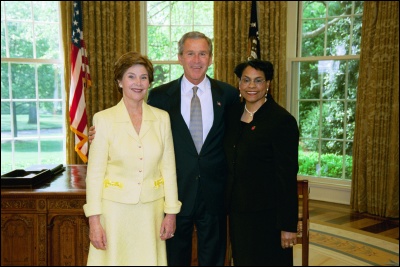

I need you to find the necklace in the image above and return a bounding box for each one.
[244,98,267,117]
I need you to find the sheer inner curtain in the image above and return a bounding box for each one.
[214,1,287,107]
[61,1,141,164]
[351,1,399,218]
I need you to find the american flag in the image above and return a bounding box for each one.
[247,1,260,60]
[69,1,91,163]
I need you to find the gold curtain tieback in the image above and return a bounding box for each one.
[154,178,164,189]
[104,179,123,188]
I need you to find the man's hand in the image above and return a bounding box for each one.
[88,126,96,144]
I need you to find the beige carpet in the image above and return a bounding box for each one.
[293,221,399,266]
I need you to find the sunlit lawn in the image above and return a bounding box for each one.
[1,114,65,175]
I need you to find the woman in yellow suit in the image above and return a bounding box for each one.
[83,51,181,266]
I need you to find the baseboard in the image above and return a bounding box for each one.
[298,176,351,205]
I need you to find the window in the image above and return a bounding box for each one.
[1,1,65,175]
[145,1,213,88]
[288,1,363,182]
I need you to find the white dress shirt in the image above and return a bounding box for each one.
[181,76,214,142]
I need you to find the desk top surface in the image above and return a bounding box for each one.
[1,165,87,195]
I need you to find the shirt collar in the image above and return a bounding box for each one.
[181,75,209,95]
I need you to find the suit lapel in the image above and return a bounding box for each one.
[167,77,199,154]
[139,102,156,139]
[202,78,225,152]
[114,100,140,142]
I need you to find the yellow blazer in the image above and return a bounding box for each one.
[83,99,181,217]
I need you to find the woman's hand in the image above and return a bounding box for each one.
[281,230,297,249]
[160,214,176,240]
[88,215,107,250]
[88,126,96,143]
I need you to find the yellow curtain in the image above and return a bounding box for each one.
[351,1,399,218]
[214,1,287,107]
[61,1,141,164]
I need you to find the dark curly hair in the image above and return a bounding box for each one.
[234,59,274,81]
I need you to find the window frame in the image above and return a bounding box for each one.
[142,1,214,88]
[1,1,66,174]
[287,1,362,188]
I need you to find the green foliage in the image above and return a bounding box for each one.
[297,1,363,180]
[1,140,64,175]
[299,150,352,179]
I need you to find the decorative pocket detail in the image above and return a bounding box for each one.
[104,179,123,188]
[154,178,164,189]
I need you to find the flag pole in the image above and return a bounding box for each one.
[247,1,260,60]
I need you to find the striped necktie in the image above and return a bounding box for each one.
[189,86,203,153]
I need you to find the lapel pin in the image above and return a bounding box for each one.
[251,126,256,130]
[217,101,221,106]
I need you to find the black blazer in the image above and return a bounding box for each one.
[223,94,299,232]
[148,75,239,216]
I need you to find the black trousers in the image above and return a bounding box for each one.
[229,209,293,266]
[166,193,227,266]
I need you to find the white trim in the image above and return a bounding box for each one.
[299,176,351,205]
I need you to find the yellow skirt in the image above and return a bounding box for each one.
[87,198,166,266]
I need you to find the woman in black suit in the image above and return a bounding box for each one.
[224,60,299,266]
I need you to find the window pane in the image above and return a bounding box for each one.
[298,148,320,176]
[321,60,346,99]
[320,140,344,178]
[351,16,362,55]
[299,61,320,99]
[40,139,64,164]
[295,1,363,180]
[147,1,170,25]
[147,1,214,84]
[327,18,351,56]
[1,21,6,57]
[322,101,344,141]
[7,21,34,58]
[194,1,213,25]
[4,1,32,20]
[299,101,320,140]
[302,1,326,18]
[148,26,172,61]
[328,1,352,16]
[301,1,362,57]
[35,22,60,59]
[11,63,36,99]
[15,103,38,137]
[38,64,61,99]
[1,1,65,174]
[14,139,39,168]
[33,1,58,22]
[1,104,11,137]
[171,2,193,25]
[346,101,356,141]
[39,102,63,135]
[301,19,325,57]
[345,141,353,179]
[1,63,10,98]
[1,140,13,174]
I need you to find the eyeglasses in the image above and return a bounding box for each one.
[240,78,266,87]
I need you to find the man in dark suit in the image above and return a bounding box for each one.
[148,31,239,265]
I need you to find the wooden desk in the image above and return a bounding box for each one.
[1,165,89,266]
[1,165,227,266]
